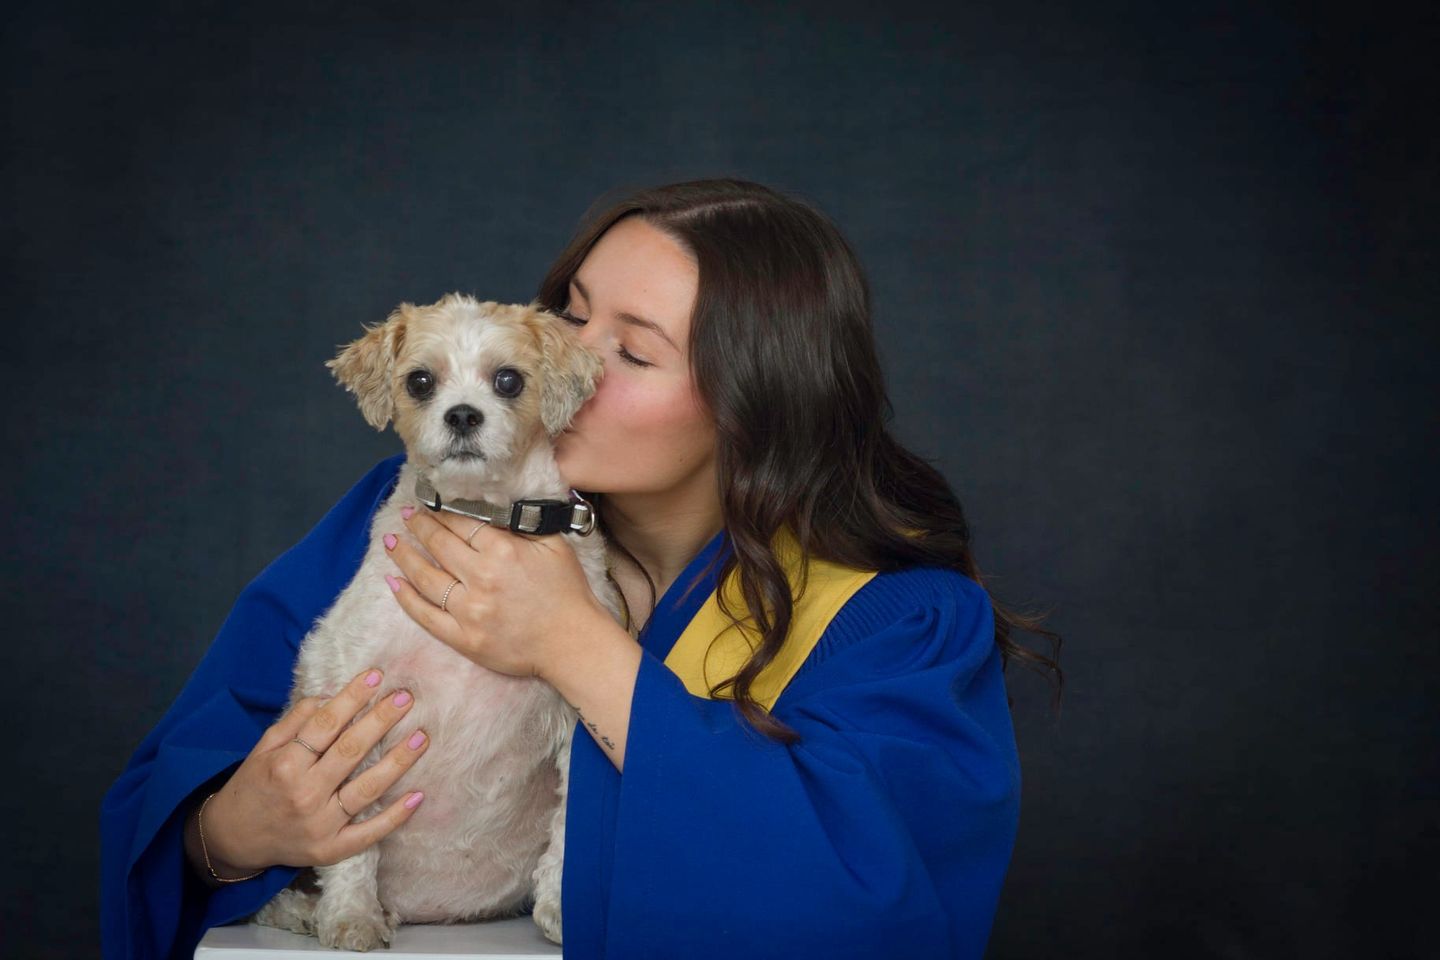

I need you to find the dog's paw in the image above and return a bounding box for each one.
[532,895,563,945]
[314,904,398,952]
[251,886,319,936]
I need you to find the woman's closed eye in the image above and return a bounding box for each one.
[558,309,653,368]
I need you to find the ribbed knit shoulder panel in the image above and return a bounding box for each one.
[791,565,988,683]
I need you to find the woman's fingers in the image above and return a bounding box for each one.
[311,686,416,790]
[256,695,323,751]
[335,726,429,821]
[290,668,388,755]
[387,530,466,608]
[324,788,427,866]
[213,668,430,872]
[401,508,485,579]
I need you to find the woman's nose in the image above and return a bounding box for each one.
[573,321,609,362]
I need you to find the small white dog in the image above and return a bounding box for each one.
[250,294,620,950]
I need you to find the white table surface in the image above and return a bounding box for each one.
[195,916,563,959]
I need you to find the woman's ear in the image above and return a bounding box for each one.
[529,306,604,436]
[326,305,410,431]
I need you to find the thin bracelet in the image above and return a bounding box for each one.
[198,792,264,883]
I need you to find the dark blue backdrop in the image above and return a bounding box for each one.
[4,2,1434,957]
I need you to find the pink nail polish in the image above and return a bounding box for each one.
[393,691,411,707]
[385,574,400,593]
[384,533,397,550]
[405,791,424,809]
[407,731,426,749]
[401,506,415,520]
[364,670,381,687]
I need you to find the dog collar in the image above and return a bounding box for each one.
[413,474,597,536]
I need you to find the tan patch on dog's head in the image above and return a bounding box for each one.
[327,294,602,464]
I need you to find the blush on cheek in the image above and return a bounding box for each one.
[612,378,702,434]
[576,377,650,437]
[659,388,709,437]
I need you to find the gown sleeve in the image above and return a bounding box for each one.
[99,453,406,960]
[608,566,1021,960]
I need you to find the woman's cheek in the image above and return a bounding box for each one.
[595,371,687,431]
[634,380,704,436]
[572,368,707,453]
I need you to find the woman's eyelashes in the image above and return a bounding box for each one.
[618,348,652,368]
[557,309,653,368]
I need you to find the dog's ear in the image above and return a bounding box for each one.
[529,307,604,436]
[326,305,410,431]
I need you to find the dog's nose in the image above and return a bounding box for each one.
[443,404,485,436]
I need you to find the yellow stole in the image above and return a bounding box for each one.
[661,530,877,711]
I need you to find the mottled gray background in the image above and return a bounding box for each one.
[5,1,1434,957]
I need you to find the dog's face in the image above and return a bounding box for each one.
[326,294,604,483]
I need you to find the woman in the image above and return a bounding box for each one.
[101,178,1063,959]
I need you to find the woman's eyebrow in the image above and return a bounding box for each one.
[571,276,680,353]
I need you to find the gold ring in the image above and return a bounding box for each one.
[291,737,321,755]
[465,521,487,546]
[440,577,460,612]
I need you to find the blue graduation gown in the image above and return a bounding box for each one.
[564,527,1021,959]
[101,454,1021,960]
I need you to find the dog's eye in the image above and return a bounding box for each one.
[493,368,524,399]
[406,370,435,400]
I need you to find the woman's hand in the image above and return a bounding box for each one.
[189,668,430,878]
[382,505,611,683]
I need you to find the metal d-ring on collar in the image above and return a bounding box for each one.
[413,474,596,537]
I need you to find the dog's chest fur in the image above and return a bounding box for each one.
[288,459,605,922]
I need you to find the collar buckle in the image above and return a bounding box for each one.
[416,474,596,536]
[568,494,596,536]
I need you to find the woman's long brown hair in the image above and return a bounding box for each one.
[537,178,1063,744]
